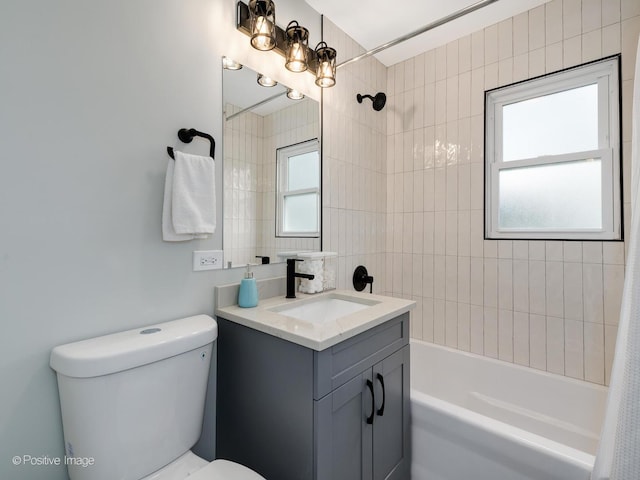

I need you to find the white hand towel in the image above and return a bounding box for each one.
[171,150,216,235]
[163,159,196,241]
[162,151,215,242]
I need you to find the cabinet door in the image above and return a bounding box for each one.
[315,371,374,480]
[372,346,410,480]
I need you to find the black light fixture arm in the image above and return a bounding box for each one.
[167,128,216,160]
[357,94,375,102]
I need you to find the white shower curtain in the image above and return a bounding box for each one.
[591,35,640,480]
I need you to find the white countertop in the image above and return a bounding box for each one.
[215,290,415,351]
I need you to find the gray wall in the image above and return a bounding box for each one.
[0,1,296,479]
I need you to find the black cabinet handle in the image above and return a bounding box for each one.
[366,379,375,424]
[376,373,385,416]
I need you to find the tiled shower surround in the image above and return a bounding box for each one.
[383,0,640,385]
[321,19,389,299]
[229,1,638,386]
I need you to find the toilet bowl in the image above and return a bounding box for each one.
[50,315,265,480]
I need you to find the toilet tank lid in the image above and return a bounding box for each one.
[50,315,217,378]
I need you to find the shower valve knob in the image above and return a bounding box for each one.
[353,265,374,293]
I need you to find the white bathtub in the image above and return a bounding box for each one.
[410,340,608,480]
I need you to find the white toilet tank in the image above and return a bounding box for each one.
[50,315,217,480]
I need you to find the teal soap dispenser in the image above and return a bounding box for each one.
[238,264,259,308]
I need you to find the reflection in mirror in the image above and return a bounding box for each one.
[222,60,321,269]
[276,139,320,237]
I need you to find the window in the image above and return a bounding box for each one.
[276,139,320,237]
[485,56,621,240]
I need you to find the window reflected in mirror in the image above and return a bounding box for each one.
[276,139,320,237]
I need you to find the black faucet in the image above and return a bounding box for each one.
[286,258,315,299]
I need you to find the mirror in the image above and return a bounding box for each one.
[222,61,321,268]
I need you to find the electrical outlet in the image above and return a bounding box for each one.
[193,250,223,271]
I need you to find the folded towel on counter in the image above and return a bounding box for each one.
[162,151,216,241]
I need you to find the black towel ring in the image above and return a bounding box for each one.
[167,128,216,160]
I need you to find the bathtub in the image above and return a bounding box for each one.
[410,340,608,480]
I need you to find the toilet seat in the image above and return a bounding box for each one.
[188,459,266,480]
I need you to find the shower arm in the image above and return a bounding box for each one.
[337,0,500,69]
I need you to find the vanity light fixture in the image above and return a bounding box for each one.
[285,21,309,73]
[222,57,243,70]
[248,0,276,51]
[236,1,337,88]
[314,42,337,88]
[257,73,277,87]
[286,88,304,100]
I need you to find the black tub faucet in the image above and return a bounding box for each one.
[286,258,315,299]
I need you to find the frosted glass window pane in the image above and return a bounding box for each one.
[503,84,598,161]
[288,151,319,190]
[499,159,602,229]
[283,193,318,232]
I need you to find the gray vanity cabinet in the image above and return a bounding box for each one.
[315,346,409,480]
[216,312,410,480]
[315,371,374,480]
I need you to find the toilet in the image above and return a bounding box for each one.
[50,315,265,480]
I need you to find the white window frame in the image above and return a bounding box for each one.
[276,138,320,238]
[485,56,621,240]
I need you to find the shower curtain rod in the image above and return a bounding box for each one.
[225,91,287,121]
[337,0,500,69]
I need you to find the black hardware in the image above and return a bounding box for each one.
[286,258,315,299]
[256,256,270,264]
[353,265,374,293]
[356,92,386,111]
[167,128,216,160]
[366,379,375,425]
[376,373,385,416]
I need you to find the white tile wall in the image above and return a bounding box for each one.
[513,311,530,366]
[385,0,638,385]
[322,18,388,291]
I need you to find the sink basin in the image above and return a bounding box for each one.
[270,294,380,324]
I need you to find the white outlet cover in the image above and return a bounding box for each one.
[193,250,223,271]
